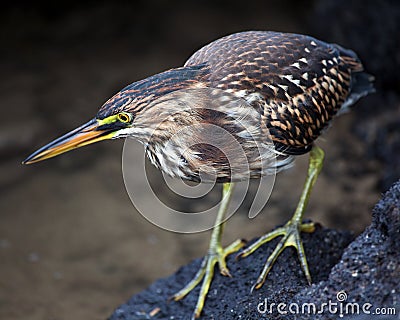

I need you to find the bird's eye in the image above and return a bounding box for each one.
[117,112,132,124]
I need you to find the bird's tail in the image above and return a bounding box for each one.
[333,44,375,112]
[339,71,375,112]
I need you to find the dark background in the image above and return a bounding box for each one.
[1,1,399,319]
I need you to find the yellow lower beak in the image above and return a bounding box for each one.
[23,119,116,164]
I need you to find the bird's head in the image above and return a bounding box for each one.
[23,65,208,165]
[22,105,136,165]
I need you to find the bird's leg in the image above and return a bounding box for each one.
[237,146,324,290]
[171,183,245,319]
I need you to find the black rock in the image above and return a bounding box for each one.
[108,180,400,320]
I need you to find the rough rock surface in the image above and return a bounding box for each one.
[109,182,399,319]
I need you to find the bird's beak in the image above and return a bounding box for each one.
[23,118,117,164]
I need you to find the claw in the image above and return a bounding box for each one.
[241,220,315,289]
[171,183,246,318]
[239,146,324,291]
[172,239,244,318]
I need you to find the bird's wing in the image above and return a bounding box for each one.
[185,31,365,155]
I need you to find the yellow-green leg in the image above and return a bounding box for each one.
[237,146,325,291]
[171,183,245,319]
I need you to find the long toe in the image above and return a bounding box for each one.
[238,221,315,290]
[172,239,245,318]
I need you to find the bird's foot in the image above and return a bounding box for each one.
[171,238,245,319]
[237,219,315,291]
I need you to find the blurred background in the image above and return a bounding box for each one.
[0,0,399,319]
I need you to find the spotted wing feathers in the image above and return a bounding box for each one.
[185,31,373,155]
